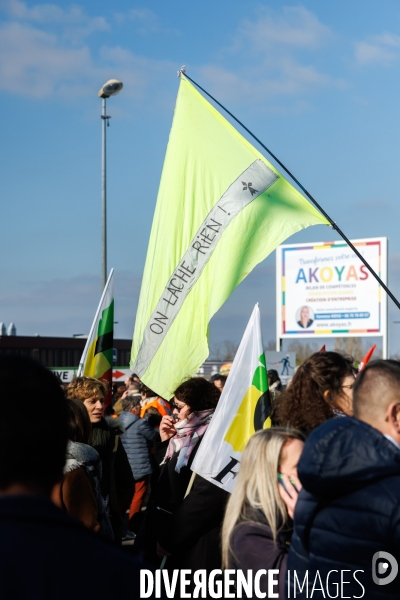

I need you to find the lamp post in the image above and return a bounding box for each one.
[98,79,123,290]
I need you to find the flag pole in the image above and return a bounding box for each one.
[180,69,400,312]
[77,268,114,376]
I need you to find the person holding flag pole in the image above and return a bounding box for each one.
[141,376,228,581]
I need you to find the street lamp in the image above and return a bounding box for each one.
[98,79,123,290]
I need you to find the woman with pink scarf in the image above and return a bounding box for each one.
[143,377,228,580]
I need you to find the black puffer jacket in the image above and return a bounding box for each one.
[118,412,159,480]
[288,417,400,599]
[91,417,134,542]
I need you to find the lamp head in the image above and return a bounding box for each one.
[98,79,123,99]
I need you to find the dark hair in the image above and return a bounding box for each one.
[122,394,142,412]
[145,406,162,427]
[0,356,68,492]
[268,369,281,387]
[214,375,227,385]
[67,398,92,444]
[139,383,157,398]
[275,351,355,435]
[174,377,221,415]
[128,383,140,393]
[353,359,400,418]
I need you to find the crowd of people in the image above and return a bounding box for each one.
[1,350,400,598]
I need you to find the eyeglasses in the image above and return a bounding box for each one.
[170,401,186,412]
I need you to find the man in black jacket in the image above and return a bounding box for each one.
[288,359,400,599]
[0,356,143,600]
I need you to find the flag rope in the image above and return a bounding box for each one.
[182,72,400,311]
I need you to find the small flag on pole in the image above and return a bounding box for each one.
[130,75,329,398]
[358,344,376,372]
[78,269,114,410]
[191,304,270,493]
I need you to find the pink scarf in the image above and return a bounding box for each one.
[162,409,214,473]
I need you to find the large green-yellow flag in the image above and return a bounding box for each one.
[131,76,328,398]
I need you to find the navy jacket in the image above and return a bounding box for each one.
[288,417,400,599]
[0,495,143,600]
[119,411,159,480]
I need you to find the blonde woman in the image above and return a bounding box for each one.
[222,428,305,599]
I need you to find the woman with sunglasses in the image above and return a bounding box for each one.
[275,351,356,436]
[142,377,228,581]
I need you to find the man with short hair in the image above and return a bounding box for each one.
[0,356,141,599]
[288,359,400,599]
[125,373,140,387]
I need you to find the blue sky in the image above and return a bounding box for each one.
[2,0,400,355]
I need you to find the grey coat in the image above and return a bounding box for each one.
[119,412,159,480]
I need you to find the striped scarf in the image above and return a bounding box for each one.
[163,409,214,473]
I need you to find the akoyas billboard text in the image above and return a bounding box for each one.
[276,238,387,338]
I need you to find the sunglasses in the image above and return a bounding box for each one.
[170,401,186,411]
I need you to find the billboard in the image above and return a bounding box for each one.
[265,351,296,385]
[276,238,387,339]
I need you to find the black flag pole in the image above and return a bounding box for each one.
[182,70,400,312]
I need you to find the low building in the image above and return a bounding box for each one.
[0,335,131,368]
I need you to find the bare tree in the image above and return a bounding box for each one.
[287,341,320,365]
[334,337,367,362]
[264,340,276,351]
[210,340,239,361]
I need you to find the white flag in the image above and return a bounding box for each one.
[192,304,270,492]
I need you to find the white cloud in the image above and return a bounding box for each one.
[1,0,109,45]
[200,6,340,108]
[355,42,396,66]
[199,58,341,107]
[0,22,94,97]
[0,20,175,100]
[0,3,340,109]
[113,7,179,36]
[231,6,333,55]
[371,33,400,48]
[2,0,107,27]
[114,8,157,32]
[355,32,400,66]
